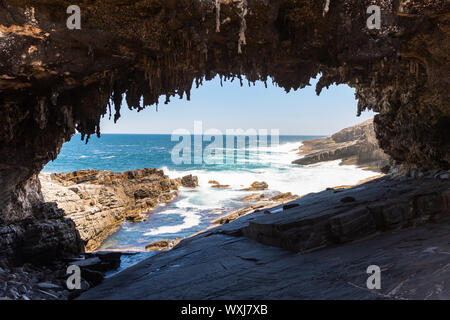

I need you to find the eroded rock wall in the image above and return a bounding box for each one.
[0,0,448,261]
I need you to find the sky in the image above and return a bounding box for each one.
[99,76,375,136]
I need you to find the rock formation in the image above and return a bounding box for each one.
[292,119,390,171]
[40,169,196,251]
[242,181,269,191]
[79,173,450,300]
[145,238,181,251]
[0,0,448,287]
[0,174,83,264]
[214,192,298,225]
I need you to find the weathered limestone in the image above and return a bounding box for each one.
[40,169,197,251]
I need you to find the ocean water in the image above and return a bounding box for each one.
[43,134,377,273]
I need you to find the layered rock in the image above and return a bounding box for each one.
[293,119,390,171]
[242,181,269,191]
[213,192,298,225]
[79,174,450,300]
[40,169,196,251]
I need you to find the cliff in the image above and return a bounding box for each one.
[293,119,390,171]
[40,169,197,251]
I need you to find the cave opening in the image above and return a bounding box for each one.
[39,75,381,259]
[0,0,448,300]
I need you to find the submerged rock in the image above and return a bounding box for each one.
[180,175,199,188]
[145,239,181,251]
[242,181,268,191]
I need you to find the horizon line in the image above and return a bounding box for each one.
[76,133,329,137]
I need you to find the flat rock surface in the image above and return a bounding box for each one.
[79,219,450,300]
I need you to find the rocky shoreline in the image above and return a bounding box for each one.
[40,169,198,252]
[79,169,450,300]
[292,119,390,172]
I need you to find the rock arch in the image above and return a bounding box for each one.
[0,0,448,261]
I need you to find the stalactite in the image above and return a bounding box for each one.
[215,0,222,32]
[323,0,331,17]
[237,0,248,54]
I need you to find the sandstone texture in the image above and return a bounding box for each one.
[293,119,390,171]
[40,169,196,251]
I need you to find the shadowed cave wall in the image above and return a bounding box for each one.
[0,0,449,262]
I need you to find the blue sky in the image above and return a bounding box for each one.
[100,76,375,136]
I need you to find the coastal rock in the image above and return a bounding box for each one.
[40,169,195,251]
[241,194,265,202]
[211,184,230,189]
[0,1,448,299]
[145,239,181,251]
[0,259,78,300]
[208,180,230,188]
[242,181,268,191]
[213,191,298,225]
[241,176,450,253]
[180,175,199,188]
[79,177,450,300]
[292,119,390,171]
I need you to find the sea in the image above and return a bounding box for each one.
[43,134,377,275]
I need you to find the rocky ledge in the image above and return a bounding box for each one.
[40,169,198,251]
[293,119,390,171]
[80,172,449,299]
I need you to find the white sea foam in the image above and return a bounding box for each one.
[98,138,379,252]
[160,140,376,214]
[143,209,201,236]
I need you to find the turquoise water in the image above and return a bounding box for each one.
[43,134,313,173]
[43,134,377,274]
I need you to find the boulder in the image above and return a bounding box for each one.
[242,181,268,191]
[241,194,265,202]
[181,175,199,188]
[145,239,181,251]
